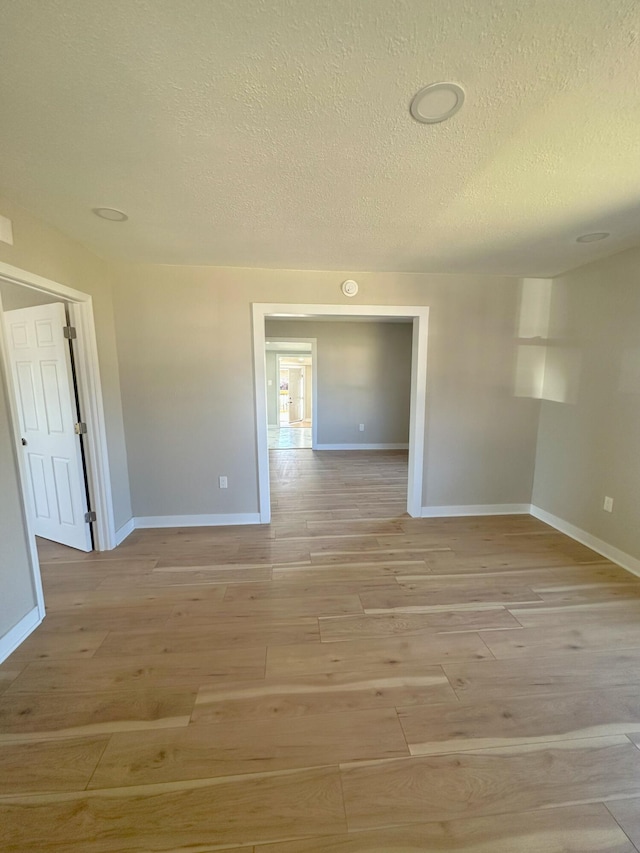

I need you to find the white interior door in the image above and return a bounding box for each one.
[4,302,92,551]
[288,367,304,423]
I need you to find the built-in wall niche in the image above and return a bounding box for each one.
[514,278,582,405]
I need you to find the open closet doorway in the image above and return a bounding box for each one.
[0,263,117,564]
[3,297,93,551]
[265,338,317,450]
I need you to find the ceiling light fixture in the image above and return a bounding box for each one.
[410,82,465,124]
[576,232,610,243]
[92,207,128,222]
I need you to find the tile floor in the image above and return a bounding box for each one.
[268,426,312,449]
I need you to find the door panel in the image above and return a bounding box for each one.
[4,303,92,551]
[15,362,39,429]
[41,362,65,432]
[53,456,75,524]
[28,453,50,518]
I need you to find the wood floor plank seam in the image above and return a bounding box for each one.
[476,632,498,661]
[250,803,639,851]
[605,800,640,853]
[82,733,114,792]
[0,762,347,802]
[404,730,640,758]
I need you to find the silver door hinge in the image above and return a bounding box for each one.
[84,511,97,523]
[74,422,87,435]
[63,326,77,339]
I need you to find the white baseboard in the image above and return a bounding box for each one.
[530,505,640,578]
[315,443,409,451]
[134,513,262,529]
[115,518,135,545]
[0,606,42,665]
[421,503,531,518]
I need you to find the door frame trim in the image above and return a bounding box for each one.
[252,303,429,523]
[0,261,116,573]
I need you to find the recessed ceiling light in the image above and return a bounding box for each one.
[576,232,610,243]
[410,82,465,124]
[92,207,128,222]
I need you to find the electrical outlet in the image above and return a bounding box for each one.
[359,423,365,431]
[603,496,613,512]
[219,476,228,489]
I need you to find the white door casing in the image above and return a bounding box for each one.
[288,366,304,422]
[278,365,289,425]
[4,303,92,551]
[252,305,428,523]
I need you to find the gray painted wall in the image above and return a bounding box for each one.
[265,320,411,445]
[113,265,540,516]
[0,367,36,641]
[533,246,640,559]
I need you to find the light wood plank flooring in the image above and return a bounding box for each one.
[1,449,640,851]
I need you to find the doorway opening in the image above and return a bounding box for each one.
[0,260,116,578]
[3,297,94,552]
[252,303,429,523]
[278,357,311,427]
[266,338,316,450]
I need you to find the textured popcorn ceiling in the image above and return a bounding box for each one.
[0,0,639,276]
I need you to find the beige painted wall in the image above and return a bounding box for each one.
[532,246,640,559]
[113,264,540,516]
[266,320,411,445]
[0,196,132,531]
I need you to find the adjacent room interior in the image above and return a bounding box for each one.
[266,340,314,449]
[1,2,640,850]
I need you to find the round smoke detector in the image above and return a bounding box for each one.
[410,82,465,124]
[341,280,358,297]
[576,232,610,243]
[92,207,129,222]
